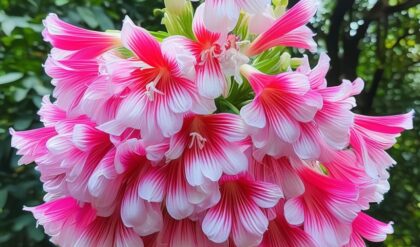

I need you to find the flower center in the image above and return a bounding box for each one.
[199,44,222,66]
[145,71,165,101]
[188,132,207,149]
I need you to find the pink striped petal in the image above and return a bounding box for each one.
[121,16,165,67]
[43,13,120,59]
[247,0,318,56]
[203,1,240,33]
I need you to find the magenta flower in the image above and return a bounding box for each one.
[10,0,413,246]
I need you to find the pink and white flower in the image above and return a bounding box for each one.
[43,14,121,59]
[158,113,249,186]
[240,64,323,160]
[246,0,318,56]
[25,197,145,247]
[345,213,394,247]
[350,110,414,178]
[202,173,282,246]
[259,201,318,247]
[164,4,249,99]
[99,16,215,140]
[144,211,225,247]
[284,168,361,247]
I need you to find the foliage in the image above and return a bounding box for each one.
[0,0,418,246]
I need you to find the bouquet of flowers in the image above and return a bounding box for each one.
[11,0,413,246]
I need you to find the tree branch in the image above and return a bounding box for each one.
[386,0,420,14]
[326,0,356,84]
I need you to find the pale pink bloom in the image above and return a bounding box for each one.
[25,197,145,247]
[345,213,393,247]
[155,113,249,186]
[350,110,414,178]
[43,13,121,59]
[202,173,282,246]
[284,168,360,247]
[99,16,215,140]
[144,211,226,247]
[259,201,318,247]
[201,0,271,33]
[246,0,318,56]
[240,64,323,159]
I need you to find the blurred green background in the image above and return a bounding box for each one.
[0,0,418,246]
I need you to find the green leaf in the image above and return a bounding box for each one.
[54,0,69,6]
[26,224,45,242]
[1,18,16,35]
[92,7,114,30]
[13,117,33,130]
[0,232,12,243]
[13,88,29,102]
[0,189,7,208]
[12,215,33,231]
[0,72,23,85]
[76,7,99,29]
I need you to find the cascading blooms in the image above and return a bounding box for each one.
[11,0,414,246]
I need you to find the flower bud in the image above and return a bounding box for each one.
[164,0,188,14]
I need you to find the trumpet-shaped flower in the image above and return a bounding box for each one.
[240,64,323,159]
[284,168,360,247]
[25,197,145,247]
[99,16,215,141]
[42,13,121,59]
[345,213,394,247]
[350,111,414,178]
[158,113,249,186]
[202,173,282,246]
[246,0,318,56]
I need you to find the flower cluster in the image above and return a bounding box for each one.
[11,0,413,246]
